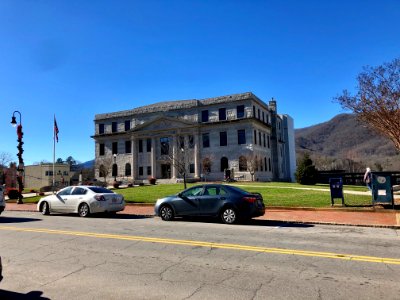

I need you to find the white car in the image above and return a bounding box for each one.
[37,186,125,217]
[0,185,5,215]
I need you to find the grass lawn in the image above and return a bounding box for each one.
[19,182,373,207]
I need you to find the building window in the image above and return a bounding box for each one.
[262,112,265,123]
[220,131,227,146]
[239,156,247,171]
[263,133,266,147]
[112,164,117,177]
[99,124,105,134]
[258,109,261,119]
[99,143,105,156]
[201,110,209,122]
[220,157,228,172]
[125,163,131,176]
[219,108,226,121]
[112,142,118,154]
[189,135,194,148]
[264,157,267,172]
[147,166,151,176]
[139,167,143,176]
[267,135,270,148]
[112,122,117,133]
[99,165,106,178]
[238,129,246,144]
[202,133,210,148]
[259,132,262,146]
[139,139,143,153]
[160,137,170,155]
[146,138,151,152]
[237,105,245,118]
[179,136,185,149]
[125,141,131,154]
[125,120,131,131]
[254,130,257,144]
[189,164,195,174]
[253,106,256,117]
[269,158,272,171]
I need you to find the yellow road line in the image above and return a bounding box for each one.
[1,225,400,265]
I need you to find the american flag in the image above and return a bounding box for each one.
[54,116,59,143]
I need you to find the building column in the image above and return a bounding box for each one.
[131,138,137,180]
[194,134,200,179]
[151,137,157,178]
[172,135,177,179]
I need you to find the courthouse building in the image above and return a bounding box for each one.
[92,92,296,183]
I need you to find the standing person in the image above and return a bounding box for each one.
[363,167,372,191]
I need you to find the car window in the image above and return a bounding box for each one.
[181,186,203,197]
[72,187,87,195]
[57,187,73,196]
[204,186,227,196]
[87,186,114,194]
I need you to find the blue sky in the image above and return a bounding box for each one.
[1,0,399,165]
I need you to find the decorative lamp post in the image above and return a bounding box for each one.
[113,154,117,181]
[10,111,24,204]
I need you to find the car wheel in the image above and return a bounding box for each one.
[40,202,50,215]
[78,203,90,217]
[220,207,237,224]
[160,205,174,221]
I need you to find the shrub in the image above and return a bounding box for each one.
[40,186,53,193]
[7,189,21,200]
[30,189,36,193]
[38,192,45,196]
[148,177,156,185]
[113,181,120,189]
[127,183,133,187]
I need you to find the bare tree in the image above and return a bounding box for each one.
[245,153,260,181]
[202,157,213,182]
[335,58,400,151]
[162,136,192,189]
[0,152,14,167]
[95,156,113,184]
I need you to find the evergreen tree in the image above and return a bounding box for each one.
[295,153,318,185]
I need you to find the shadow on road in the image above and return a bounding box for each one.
[171,217,314,228]
[0,217,41,224]
[45,213,154,220]
[0,290,50,299]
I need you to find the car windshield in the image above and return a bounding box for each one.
[87,186,114,194]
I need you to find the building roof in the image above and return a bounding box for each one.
[95,92,267,120]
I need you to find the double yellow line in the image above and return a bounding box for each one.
[1,225,400,265]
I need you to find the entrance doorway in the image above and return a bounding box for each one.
[161,164,171,179]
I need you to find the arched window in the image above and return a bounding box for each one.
[99,164,106,178]
[239,156,247,171]
[112,164,118,177]
[125,163,131,176]
[220,157,228,172]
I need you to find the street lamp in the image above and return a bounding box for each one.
[10,111,24,204]
[113,154,117,181]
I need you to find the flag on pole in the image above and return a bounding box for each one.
[54,116,59,143]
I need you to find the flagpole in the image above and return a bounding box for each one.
[53,115,56,193]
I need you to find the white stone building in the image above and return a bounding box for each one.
[92,92,296,183]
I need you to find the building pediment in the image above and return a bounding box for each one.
[133,116,196,133]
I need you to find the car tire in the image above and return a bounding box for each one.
[220,207,237,224]
[78,203,90,217]
[160,205,174,221]
[40,202,50,215]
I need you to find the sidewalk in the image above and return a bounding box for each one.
[5,203,400,228]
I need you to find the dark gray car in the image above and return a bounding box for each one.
[154,184,265,224]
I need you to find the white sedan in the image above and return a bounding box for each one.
[37,186,125,217]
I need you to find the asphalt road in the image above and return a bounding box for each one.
[1,211,400,300]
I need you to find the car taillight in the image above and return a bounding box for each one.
[243,196,257,203]
[95,195,106,201]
